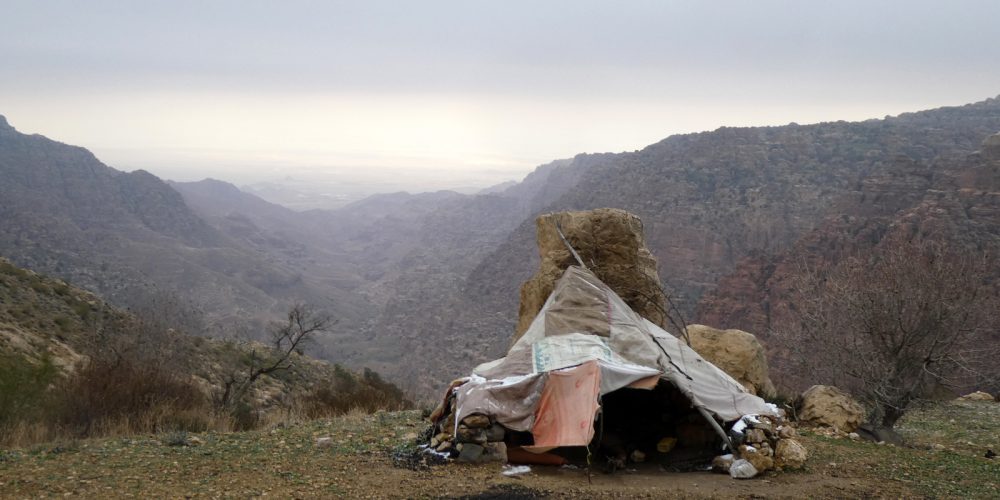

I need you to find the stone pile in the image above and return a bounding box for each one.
[428,388,507,464]
[713,413,808,479]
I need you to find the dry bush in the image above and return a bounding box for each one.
[49,358,216,437]
[781,238,999,430]
[299,367,411,419]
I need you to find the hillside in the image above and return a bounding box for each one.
[366,96,1000,396]
[0,117,367,339]
[0,258,407,443]
[4,97,1000,399]
[694,133,1000,391]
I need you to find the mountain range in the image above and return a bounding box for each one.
[2,96,999,398]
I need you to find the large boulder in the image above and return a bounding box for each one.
[686,324,776,398]
[513,209,666,343]
[796,385,865,432]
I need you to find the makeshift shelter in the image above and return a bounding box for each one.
[430,264,778,466]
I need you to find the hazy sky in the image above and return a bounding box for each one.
[3,1,1000,195]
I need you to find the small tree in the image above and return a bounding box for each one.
[784,238,998,431]
[216,304,333,412]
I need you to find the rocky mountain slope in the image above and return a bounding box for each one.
[373,97,1000,396]
[0,257,402,407]
[0,117,367,338]
[5,96,1000,399]
[695,133,1000,390]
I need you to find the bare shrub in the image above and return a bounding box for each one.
[49,358,212,437]
[300,366,411,418]
[216,304,333,413]
[782,238,999,430]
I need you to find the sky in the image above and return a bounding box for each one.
[2,0,1000,200]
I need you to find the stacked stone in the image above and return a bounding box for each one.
[429,408,507,464]
[713,414,808,479]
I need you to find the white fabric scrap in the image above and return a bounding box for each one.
[502,465,531,477]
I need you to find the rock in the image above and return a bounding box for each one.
[315,437,333,448]
[745,428,767,445]
[796,385,865,432]
[848,432,860,441]
[686,324,777,397]
[752,418,776,436]
[457,443,480,461]
[856,423,903,445]
[712,454,734,473]
[461,414,491,428]
[743,449,774,473]
[456,425,487,445]
[957,391,995,402]
[436,441,452,452]
[729,459,759,479]
[430,437,440,448]
[457,442,507,464]
[485,424,506,442]
[484,442,508,463]
[758,441,773,457]
[777,425,797,439]
[513,209,667,342]
[774,439,808,469]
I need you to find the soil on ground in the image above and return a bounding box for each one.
[1,402,998,498]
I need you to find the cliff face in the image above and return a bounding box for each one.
[695,135,1000,389]
[388,97,1000,397]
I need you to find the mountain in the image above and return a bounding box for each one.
[0,256,408,442]
[0,117,364,338]
[5,96,1000,400]
[694,133,1000,389]
[365,97,1000,396]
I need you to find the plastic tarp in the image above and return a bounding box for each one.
[455,265,776,447]
[524,360,602,452]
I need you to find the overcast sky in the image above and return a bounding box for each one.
[2,1,999,194]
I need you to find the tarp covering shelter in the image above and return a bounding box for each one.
[450,265,776,452]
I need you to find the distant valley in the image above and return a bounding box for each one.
[3,96,1000,398]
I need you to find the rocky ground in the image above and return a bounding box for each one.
[1,402,997,499]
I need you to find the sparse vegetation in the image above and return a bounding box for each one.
[0,258,410,448]
[783,238,999,431]
[0,404,996,498]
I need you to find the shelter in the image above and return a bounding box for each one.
[431,265,777,465]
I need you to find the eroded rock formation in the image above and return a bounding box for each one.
[513,208,666,344]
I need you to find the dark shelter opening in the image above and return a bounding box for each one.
[505,382,723,471]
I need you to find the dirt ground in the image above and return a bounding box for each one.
[1,404,997,498]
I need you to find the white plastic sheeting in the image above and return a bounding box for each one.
[455,266,776,444]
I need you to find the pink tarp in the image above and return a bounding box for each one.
[525,360,602,452]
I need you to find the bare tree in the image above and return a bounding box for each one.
[783,238,998,431]
[217,304,334,411]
